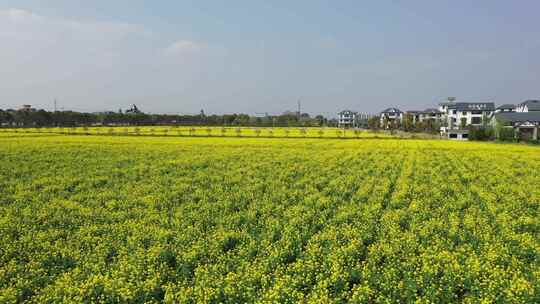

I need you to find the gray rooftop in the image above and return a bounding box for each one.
[519,100,540,111]
[496,104,515,110]
[447,102,495,111]
[423,108,442,114]
[495,112,540,124]
[381,107,403,114]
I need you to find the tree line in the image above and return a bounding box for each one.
[0,108,335,128]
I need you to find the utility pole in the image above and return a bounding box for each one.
[54,99,57,112]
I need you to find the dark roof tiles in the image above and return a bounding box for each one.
[495,112,540,123]
[496,104,516,110]
[447,102,495,111]
[381,108,403,114]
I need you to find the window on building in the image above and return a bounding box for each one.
[449,133,458,138]
[462,133,469,139]
[472,110,482,115]
[452,110,457,115]
[471,117,482,124]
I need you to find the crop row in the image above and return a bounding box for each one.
[0,126,401,139]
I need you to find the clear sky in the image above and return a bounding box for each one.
[1,0,539,116]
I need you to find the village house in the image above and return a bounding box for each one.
[493,112,540,141]
[437,101,495,140]
[419,108,444,122]
[379,108,403,127]
[337,110,357,128]
[367,97,540,141]
[439,102,495,130]
[404,109,443,124]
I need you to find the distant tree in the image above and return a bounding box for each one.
[315,115,325,126]
[368,116,380,131]
[402,114,415,132]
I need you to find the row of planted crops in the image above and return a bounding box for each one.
[0,126,400,139]
[0,134,539,303]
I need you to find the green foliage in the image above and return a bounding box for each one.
[0,135,539,303]
[468,126,495,141]
[498,127,516,142]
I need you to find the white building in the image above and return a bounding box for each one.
[380,108,403,127]
[338,110,357,128]
[438,101,495,132]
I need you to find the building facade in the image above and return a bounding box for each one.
[380,108,403,128]
[438,102,495,132]
[338,110,357,128]
[494,112,540,141]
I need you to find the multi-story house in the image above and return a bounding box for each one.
[439,102,495,132]
[419,108,444,122]
[379,108,403,127]
[405,109,443,124]
[493,112,540,141]
[338,110,357,128]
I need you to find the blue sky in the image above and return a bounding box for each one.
[1,0,539,115]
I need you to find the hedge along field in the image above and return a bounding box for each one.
[0,126,400,139]
[0,135,539,303]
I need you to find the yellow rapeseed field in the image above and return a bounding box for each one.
[0,133,539,303]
